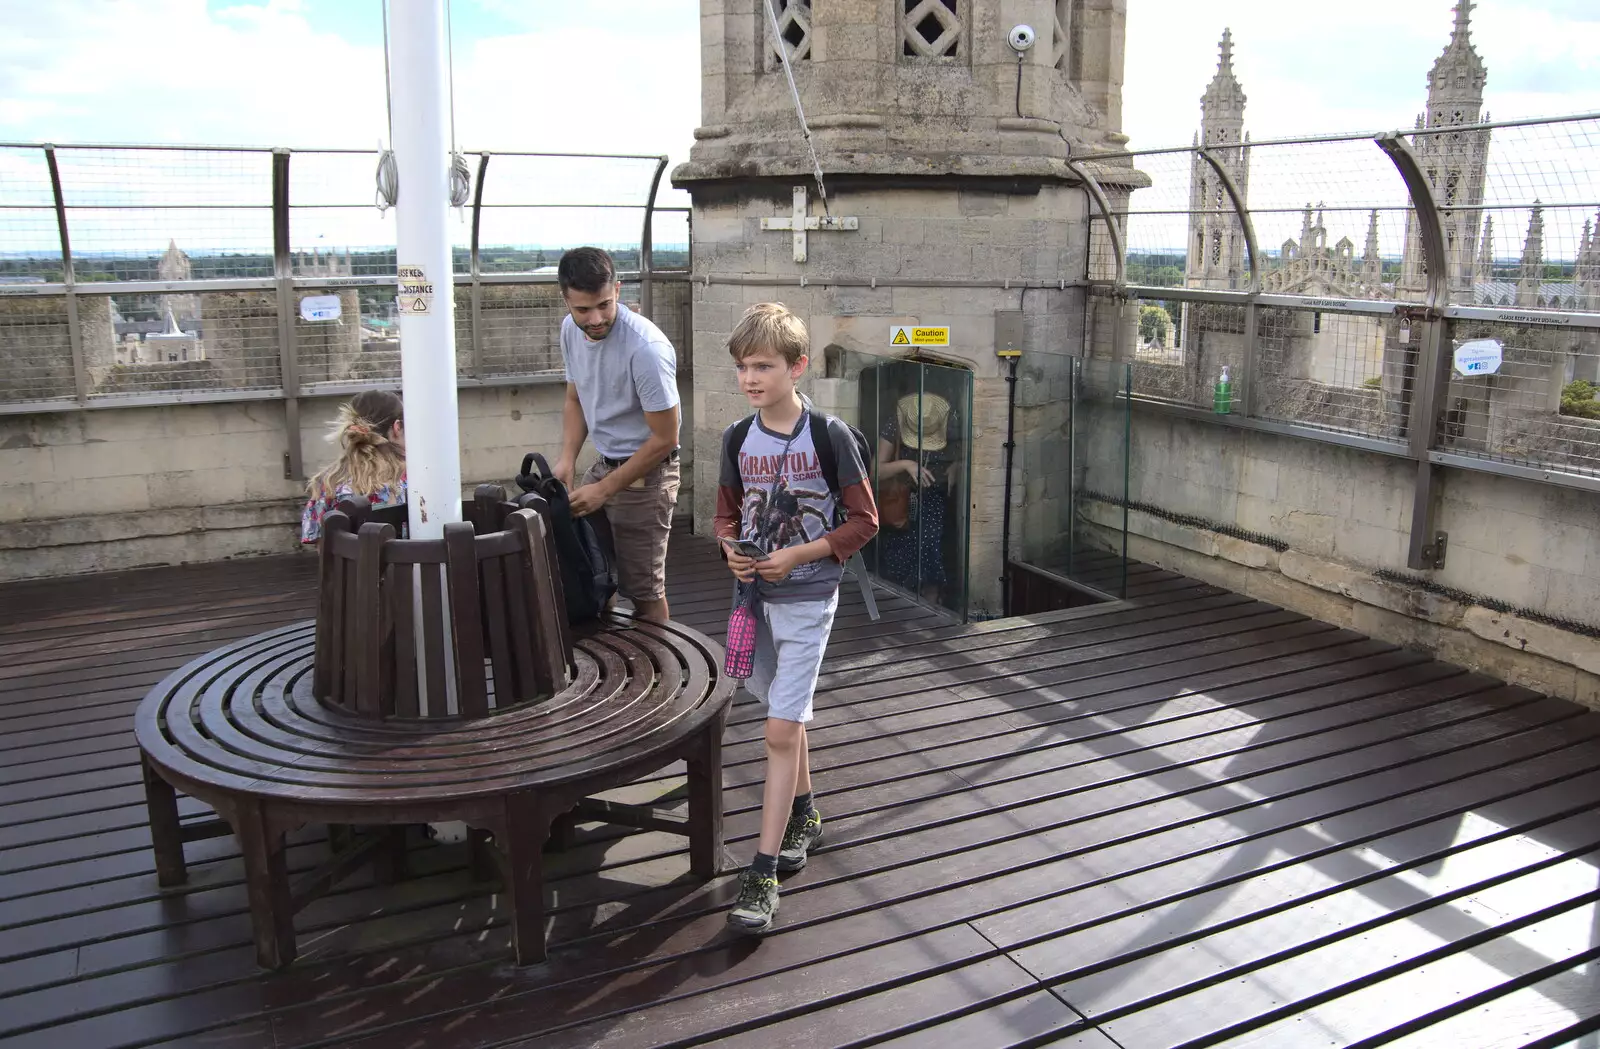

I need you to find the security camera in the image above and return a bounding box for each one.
[1008,24,1036,53]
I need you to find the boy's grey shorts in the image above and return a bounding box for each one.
[744,592,839,724]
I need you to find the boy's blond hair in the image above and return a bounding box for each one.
[727,302,809,366]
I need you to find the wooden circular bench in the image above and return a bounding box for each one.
[135,487,734,969]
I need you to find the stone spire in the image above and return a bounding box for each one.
[1423,1,1487,126]
[1401,3,1491,299]
[1299,203,1315,251]
[1517,203,1545,307]
[1199,29,1247,146]
[1477,214,1495,281]
[1362,209,1383,284]
[157,239,191,282]
[1186,27,1250,290]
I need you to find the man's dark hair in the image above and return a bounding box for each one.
[557,247,616,294]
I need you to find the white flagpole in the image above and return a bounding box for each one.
[389,0,463,541]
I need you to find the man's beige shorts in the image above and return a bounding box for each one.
[582,458,680,602]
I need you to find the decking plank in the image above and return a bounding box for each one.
[3,537,1600,1049]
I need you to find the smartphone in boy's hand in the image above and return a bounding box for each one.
[720,536,770,561]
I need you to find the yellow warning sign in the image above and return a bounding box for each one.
[889,325,950,347]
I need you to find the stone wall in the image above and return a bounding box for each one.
[0,375,695,582]
[683,181,1089,615]
[1069,404,1600,704]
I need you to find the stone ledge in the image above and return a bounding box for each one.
[0,498,301,552]
[1079,508,1600,708]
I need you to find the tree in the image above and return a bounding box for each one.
[1560,380,1600,420]
[1139,304,1170,346]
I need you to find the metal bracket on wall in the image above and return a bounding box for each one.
[1419,531,1448,570]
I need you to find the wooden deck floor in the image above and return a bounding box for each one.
[4,538,1600,1048]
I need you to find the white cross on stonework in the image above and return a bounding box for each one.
[760,185,859,263]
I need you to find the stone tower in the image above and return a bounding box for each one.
[157,239,200,326]
[674,0,1135,615]
[1399,1,1490,299]
[1185,30,1250,291]
[1516,203,1544,308]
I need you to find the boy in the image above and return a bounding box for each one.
[714,302,879,934]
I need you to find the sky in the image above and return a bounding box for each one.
[0,0,1596,257]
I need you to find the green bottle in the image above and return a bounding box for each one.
[1214,365,1232,415]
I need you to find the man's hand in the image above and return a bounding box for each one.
[568,481,611,517]
[552,457,575,490]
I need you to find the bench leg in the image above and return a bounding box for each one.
[469,827,495,882]
[502,793,550,966]
[546,805,579,853]
[141,757,188,887]
[236,801,297,970]
[372,826,409,885]
[686,712,729,879]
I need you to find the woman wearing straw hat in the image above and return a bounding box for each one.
[876,390,960,604]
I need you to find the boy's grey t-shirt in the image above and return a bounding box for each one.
[560,302,680,460]
[719,410,868,603]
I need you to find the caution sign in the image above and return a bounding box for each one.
[889,325,949,347]
[396,263,434,316]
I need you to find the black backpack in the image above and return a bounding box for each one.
[514,453,616,625]
[728,411,872,512]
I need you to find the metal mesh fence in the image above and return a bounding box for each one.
[0,295,76,403]
[78,290,282,399]
[1070,115,1600,474]
[1245,138,1418,302]
[54,148,275,282]
[1439,319,1600,478]
[1111,150,1192,289]
[0,142,677,409]
[1255,304,1412,440]
[474,282,565,379]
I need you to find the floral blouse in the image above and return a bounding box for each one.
[300,480,408,544]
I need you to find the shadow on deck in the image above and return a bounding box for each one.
[3,537,1600,1048]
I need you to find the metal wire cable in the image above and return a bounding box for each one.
[446,0,471,208]
[375,0,398,213]
[763,0,830,216]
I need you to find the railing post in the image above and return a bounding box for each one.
[1199,146,1261,415]
[44,146,88,406]
[1376,131,1452,570]
[639,155,669,320]
[468,151,489,379]
[272,148,304,483]
[1065,158,1125,286]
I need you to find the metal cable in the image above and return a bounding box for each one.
[446,0,471,207]
[376,0,398,212]
[763,0,830,216]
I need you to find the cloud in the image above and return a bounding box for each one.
[0,0,387,147]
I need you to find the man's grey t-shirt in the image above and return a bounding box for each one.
[719,410,868,603]
[560,301,680,460]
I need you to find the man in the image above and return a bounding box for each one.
[553,247,682,622]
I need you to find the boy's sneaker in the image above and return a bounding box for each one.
[777,807,823,872]
[727,869,779,934]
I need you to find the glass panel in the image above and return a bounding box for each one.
[1011,350,1131,608]
[1063,358,1131,598]
[846,353,973,620]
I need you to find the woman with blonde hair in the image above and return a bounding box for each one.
[300,390,407,544]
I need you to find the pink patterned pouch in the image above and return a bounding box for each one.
[724,586,758,679]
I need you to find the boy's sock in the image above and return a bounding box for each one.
[751,851,779,878]
[791,791,815,819]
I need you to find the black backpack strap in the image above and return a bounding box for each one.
[728,414,756,495]
[809,412,840,496]
[517,452,556,494]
